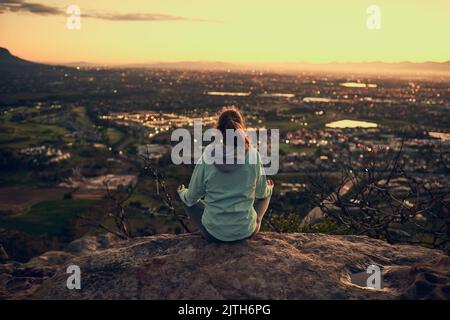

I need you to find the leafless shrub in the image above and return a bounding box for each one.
[79,179,135,240]
[138,148,191,233]
[309,137,450,250]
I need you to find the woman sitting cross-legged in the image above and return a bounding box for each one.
[177,107,274,243]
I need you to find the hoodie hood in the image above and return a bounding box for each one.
[203,142,249,173]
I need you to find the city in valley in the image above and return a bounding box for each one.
[0,50,449,262]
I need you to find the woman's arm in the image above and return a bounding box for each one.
[255,153,274,199]
[177,159,206,207]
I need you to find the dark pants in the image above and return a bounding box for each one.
[181,197,271,243]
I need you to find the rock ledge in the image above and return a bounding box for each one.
[2,232,450,300]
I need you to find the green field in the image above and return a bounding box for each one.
[0,199,97,239]
[0,121,70,149]
[105,127,124,145]
[0,105,98,150]
[279,143,316,156]
[72,106,93,127]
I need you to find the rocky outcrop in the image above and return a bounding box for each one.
[0,233,120,300]
[2,232,450,300]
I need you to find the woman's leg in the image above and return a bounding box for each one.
[252,196,271,235]
[181,202,222,242]
[181,202,204,230]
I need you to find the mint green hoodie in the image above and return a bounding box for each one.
[178,145,272,241]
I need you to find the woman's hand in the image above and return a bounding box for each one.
[177,184,186,192]
[267,179,274,189]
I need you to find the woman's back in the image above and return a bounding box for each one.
[178,145,272,241]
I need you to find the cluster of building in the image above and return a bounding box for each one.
[137,144,171,161]
[20,145,71,166]
[60,174,137,190]
[100,111,216,138]
[279,127,449,174]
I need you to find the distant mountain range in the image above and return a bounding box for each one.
[129,61,236,71]
[119,60,450,76]
[1,47,449,76]
[266,60,450,75]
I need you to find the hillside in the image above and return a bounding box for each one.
[0,47,45,69]
[1,232,449,300]
[0,48,35,66]
[0,47,69,79]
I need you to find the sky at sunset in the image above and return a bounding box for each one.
[0,0,449,65]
